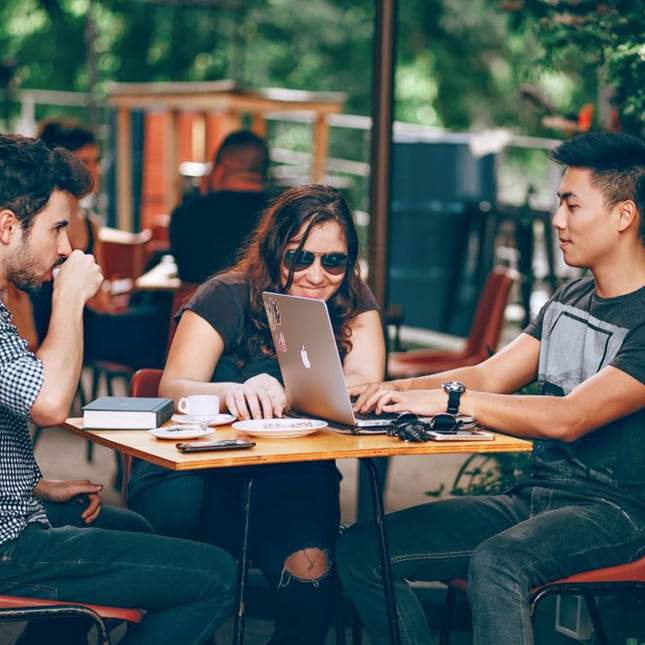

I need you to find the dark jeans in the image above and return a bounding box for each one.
[0,500,236,645]
[129,460,341,645]
[336,486,645,645]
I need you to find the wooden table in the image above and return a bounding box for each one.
[134,262,181,292]
[61,419,532,644]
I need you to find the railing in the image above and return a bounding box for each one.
[3,89,565,333]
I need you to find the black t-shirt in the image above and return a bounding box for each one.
[521,276,645,513]
[182,271,379,384]
[169,190,273,283]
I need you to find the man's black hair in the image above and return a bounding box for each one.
[214,130,269,178]
[0,134,92,232]
[37,118,97,153]
[552,132,645,238]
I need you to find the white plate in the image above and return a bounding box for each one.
[171,413,236,427]
[148,425,214,440]
[232,418,327,439]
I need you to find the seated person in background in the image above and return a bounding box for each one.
[129,184,386,645]
[169,129,273,284]
[337,131,645,645]
[0,134,235,645]
[29,117,172,369]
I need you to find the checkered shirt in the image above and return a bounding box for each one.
[0,300,49,545]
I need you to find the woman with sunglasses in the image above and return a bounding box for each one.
[128,184,385,644]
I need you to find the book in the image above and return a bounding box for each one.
[83,396,174,430]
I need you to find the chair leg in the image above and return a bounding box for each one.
[334,576,347,645]
[351,605,362,645]
[584,596,608,645]
[439,585,458,645]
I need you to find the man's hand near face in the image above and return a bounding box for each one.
[53,249,103,306]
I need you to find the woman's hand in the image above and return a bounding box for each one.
[226,374,288,420]
[34,478,103,524]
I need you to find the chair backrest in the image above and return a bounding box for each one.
[123,368,164,507]
[99,227,153,281]
[463,266,517,360]
[129,368,164,398]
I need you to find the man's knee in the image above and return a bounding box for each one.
[469,537,529,594]
[281,547,331,585]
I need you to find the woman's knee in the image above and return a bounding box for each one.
[128,478,203,539]
[281,548,331,586]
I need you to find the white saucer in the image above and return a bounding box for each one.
[232,418,327,439]
[171,413,236,427]
[148,425,214,440]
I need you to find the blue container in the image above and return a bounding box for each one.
[388,132,497,335]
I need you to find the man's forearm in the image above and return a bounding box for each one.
[33,297,85,424]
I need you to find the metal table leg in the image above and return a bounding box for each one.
[233,475,253,645]
[359,457,401,645]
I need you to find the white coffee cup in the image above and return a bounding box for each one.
[177,395,220,420]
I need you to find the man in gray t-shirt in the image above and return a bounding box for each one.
[339,132,645,645]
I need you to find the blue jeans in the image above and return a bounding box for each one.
[0,513,237,645]
[336,486,645,645]
[129,460,341,645]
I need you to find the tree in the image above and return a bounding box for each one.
[508,0,645,136]
[1,0,567,135]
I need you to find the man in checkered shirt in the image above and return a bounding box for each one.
[0,134,236,644]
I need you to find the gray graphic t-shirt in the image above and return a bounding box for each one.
[523,277,645,513]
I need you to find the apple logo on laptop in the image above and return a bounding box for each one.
[300,345,311,369]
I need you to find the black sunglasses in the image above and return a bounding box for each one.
[283,249,350,275]
[387,412,466,442]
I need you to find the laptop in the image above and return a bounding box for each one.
[262,291,396,433]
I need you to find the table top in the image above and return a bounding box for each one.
[61,419,532,471]
[134,263,181,292]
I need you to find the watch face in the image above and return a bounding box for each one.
[443,381,465,393]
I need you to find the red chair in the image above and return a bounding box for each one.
[0,594,143,645]
[99,227,153,283]
[387,266,518,378]
[119,369,165,507]
[440,555,645,645]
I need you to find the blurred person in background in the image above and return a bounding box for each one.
[169,129,274,284]
[29,118,172,370]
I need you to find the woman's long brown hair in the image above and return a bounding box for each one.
[231,184,364,364]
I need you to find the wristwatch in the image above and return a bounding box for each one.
[442,381,466,415]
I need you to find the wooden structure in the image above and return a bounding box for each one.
[107,81,346,231]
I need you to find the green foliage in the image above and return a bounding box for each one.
[510,0,645,136]
[0,0,567,135]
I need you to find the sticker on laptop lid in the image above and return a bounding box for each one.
[276,331,287,353]
[265,296,281,330]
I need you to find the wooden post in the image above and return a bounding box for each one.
[165,110,181,211]
[312,115,329,183]
[117,107,132,231]
[251,113,267,138]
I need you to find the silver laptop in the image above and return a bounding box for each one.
[262,291,395,432]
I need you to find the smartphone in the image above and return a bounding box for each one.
[176,439,256,453]
[426,430,495,441]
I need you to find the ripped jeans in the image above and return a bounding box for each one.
[129,459,341,645]
[337,485,645,645]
